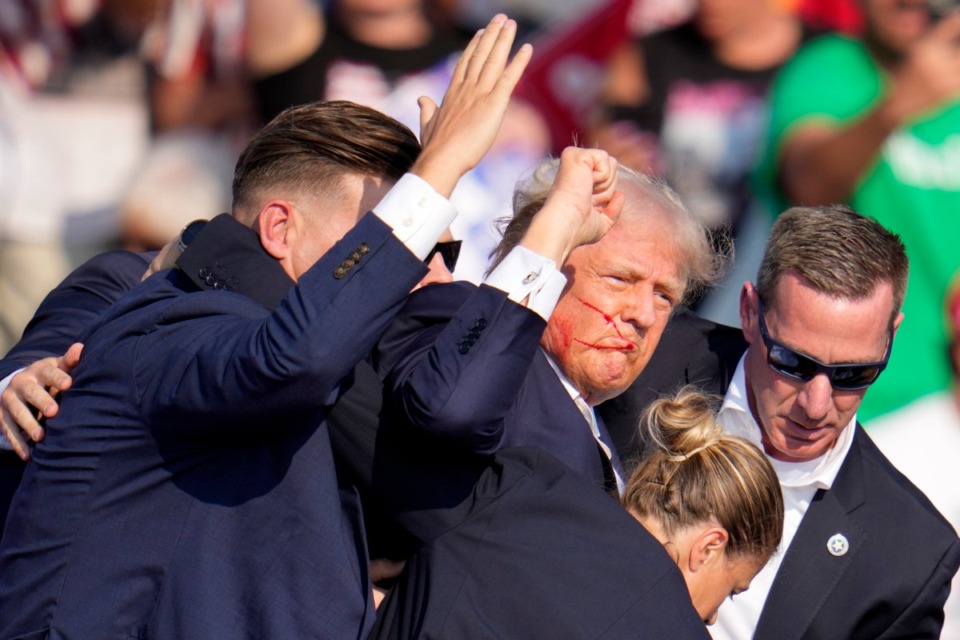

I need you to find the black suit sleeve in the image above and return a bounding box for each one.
[0,250,151,378]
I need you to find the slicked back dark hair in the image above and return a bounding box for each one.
[232,100,421,216]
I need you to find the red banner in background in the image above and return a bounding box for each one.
[515,0,633,154]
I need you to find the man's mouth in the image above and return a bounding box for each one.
[574,338,635,351]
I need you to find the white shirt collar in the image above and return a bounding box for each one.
[718,355,856,491]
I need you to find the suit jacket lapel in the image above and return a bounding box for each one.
[755,430,868,640]
[522,352,610,489]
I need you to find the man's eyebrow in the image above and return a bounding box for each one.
[659,277,686,300]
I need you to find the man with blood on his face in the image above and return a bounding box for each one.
[373,158,723,495]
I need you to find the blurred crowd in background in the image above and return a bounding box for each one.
[1,0,958,552]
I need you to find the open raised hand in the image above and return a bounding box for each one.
[412,14,533,197]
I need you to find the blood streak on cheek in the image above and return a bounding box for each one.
[551,314,575,348]
[575,297,634,348]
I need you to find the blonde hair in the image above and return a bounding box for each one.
[623,387,783,561]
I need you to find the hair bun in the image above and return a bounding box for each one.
[641,386,723,462]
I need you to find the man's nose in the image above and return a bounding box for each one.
[618,288,656,333]
[796,374,834,422]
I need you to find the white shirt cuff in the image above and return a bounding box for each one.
[0,369,20,451]
[373,173,458,260]
[483,246,567,320]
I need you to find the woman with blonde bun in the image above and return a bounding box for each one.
[370,388,783,638]
[624,387,784,625]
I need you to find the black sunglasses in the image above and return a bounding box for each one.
[757,301,891,390]
[425,240,462,272]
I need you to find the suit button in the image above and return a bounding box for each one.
[205,274,218,287]
[358,244,370,255]
[467,330,480,340]
[343,258,356,269]
[212,280,225,290]
[473,319,487,331]
[352,251,363,261]
[334,267,346,279]
[458,343,470,354]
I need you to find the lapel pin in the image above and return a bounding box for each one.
[827,533,849,557]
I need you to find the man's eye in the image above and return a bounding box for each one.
[655,291,676,307]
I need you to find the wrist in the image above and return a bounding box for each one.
[520,206,583,265]
[410,150,467,199]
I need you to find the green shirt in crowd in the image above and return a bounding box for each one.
[754,34,960,422]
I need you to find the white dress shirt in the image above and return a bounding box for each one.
[710,355,857,640]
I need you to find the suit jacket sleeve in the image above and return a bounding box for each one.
[377,282,547,454]
[0,251,150,379]
[133,214,427,437]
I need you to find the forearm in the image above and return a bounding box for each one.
[144,218,426,435]
[779,100,900,205]
[383,285,546,453]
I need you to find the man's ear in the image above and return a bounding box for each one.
[687,526,729,574]
[739,282,759,344]
[258,201,294,260]
[892,310,905,335]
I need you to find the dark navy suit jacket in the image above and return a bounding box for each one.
[373,280,622,492]
[754,425,960,639]
[0,214,427,639]
[0,250,153,535]
[370,447,710,640]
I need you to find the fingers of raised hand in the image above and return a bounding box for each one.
[418,95,440,143]
[601,191,625,224]
[497,41,533,97]
[590,152,619,201]
[461,14,510,84]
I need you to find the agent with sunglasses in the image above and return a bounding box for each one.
[709,204,960,640]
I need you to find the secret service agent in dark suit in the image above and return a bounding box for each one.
[369,446,710,639]
[706,205,960,639]
[0,26,527,633]
[615,313,960,638]
[0,209,431,637]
